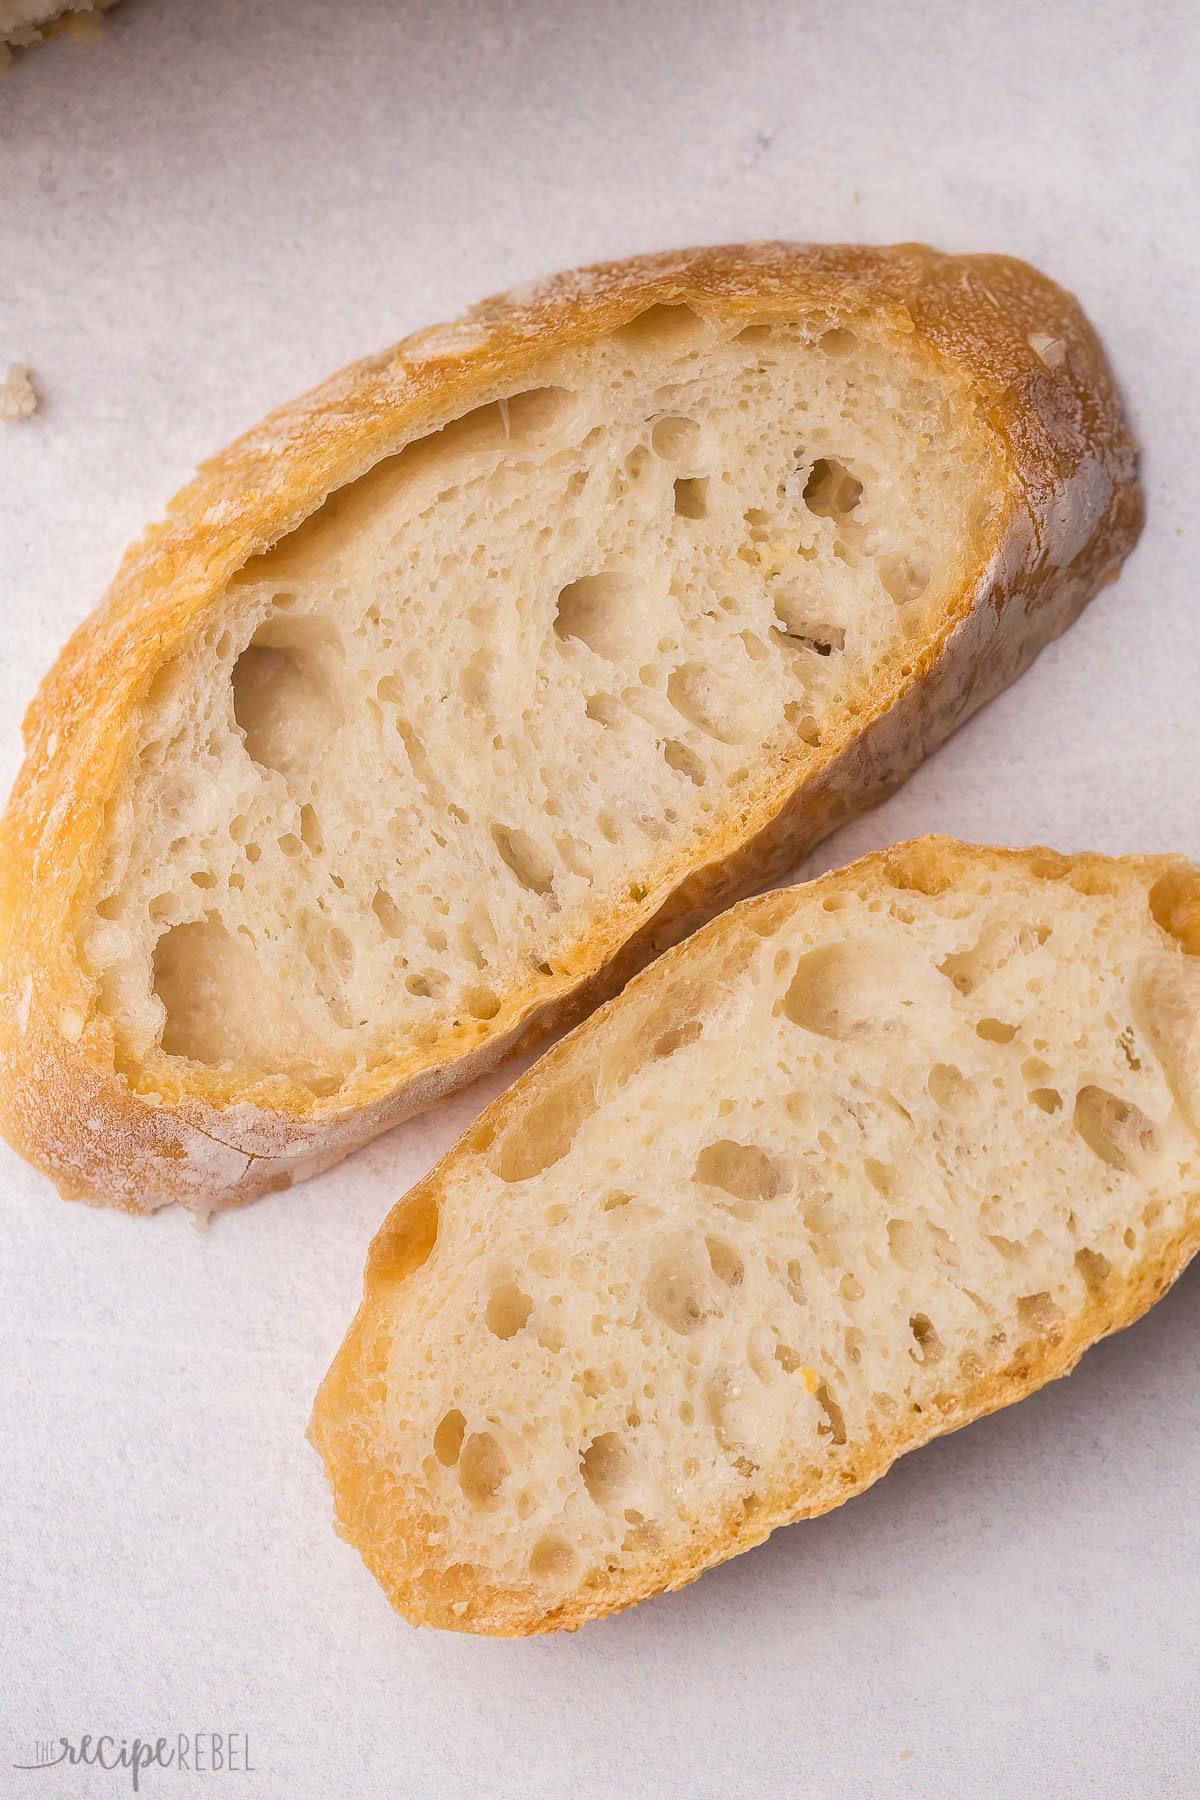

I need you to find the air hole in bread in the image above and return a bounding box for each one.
[485,1282,533,1340]
[927,1062,979,1117]
[458,1431,510,1510]
[666,662,752,744]
[651,415,701,461]
[529,1533,577,1584]
[863,1158,896,1198]
[706,1367,757,1456]
[581,1432,632,1509]
[306,388,576,515]
[771,593,846,656]
[940,920,1050,994]
[299,803,323,854]
[819,327,858,356]
[645,1235,727,1334]
[465,984,501,1021]
[662,739,707,786]
[1073,1086,1159,1173]
[673,477,710,520]
[782,939,933,1041]
[153,915,325,1083]
[489,1081,597,1182]
[433,1409,467,1466]
[785,1259,806,1304]
[405,970,447,1000]
[231,616,346,780]
[909,1312,943,1363]
[491,824,555,897]
[372,888,404,938]
[500,386,577,440]
[1147,869,1200,954]
[554,572,636,661]
[878,552,930,605]
[814,1380,846,1444]
[552,832,593,881]
[802,458,863,520]
[693,1139,781,1203]
[706,1236,745,1288]
[1075,1246,1113,1299]
[1017,1291,1064,1337]
[614,303,706,351]
[976,1017,1017,1043]
[584,692,623,729]
[783,701,822,744]
[1029,1086,1062,1114]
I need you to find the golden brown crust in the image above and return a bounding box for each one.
[307,838,1200,1636]
[0,243,1143,1211]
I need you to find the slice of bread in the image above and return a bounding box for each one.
[0,245,1141,1213]
[309,839,1200,1636]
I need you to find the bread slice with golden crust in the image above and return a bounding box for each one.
[309,838,1200,1636]
[0,245,1141,1214]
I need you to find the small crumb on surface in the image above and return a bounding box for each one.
[1,1,113,57]
[1,361,37,420]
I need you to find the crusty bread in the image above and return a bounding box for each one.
[0,245,1141,1213]
[309,838,1200,1636]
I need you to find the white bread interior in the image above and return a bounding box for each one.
[89,315,996,1096]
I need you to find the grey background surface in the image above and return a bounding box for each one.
[2,1,1197,1795]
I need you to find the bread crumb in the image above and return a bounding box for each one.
[1,362,37,420]
[1,1,114,53]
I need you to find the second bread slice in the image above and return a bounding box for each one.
[0,244,1141,1210]
[310,839,1200,1634]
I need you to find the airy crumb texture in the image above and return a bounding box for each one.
[99,318,993,1087]
[0,244,1142,1212]
[310,839,1200,1636]
[0,362,37,420]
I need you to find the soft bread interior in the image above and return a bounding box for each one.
[81,308,999,1096]
[310,846,1200,1632]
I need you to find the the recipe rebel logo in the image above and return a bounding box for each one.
[12,1731,255,1791]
